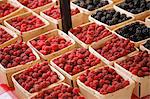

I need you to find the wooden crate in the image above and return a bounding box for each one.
[114,52,150,98]
[71,0,113,14]
[40,5,89,30]
[0,25,18,48]
[29,82,84,99]
[12,65,65,99]
[50,47,103,87]
[77,65,135,99]
[114,0,150,21]
[68,22,113,49]
[140,42,150,54]
[89,5,135,30]
[27,29,76,61]
[14,0,56,14]
[4,12,55,42]
[89,36,139,65]
[145,15,150,27]
[113,20,150,47]
[0,42,40,87]
[0,0,27,24]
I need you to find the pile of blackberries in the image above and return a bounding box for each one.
[144,40,150,50]
[116,22,150,42]
[117,0,150,14]
[73,0,109,11]
[91,9,131,25]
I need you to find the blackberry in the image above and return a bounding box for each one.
[144,40,150,50]
[91,9,131,26]
[116,22,150,42]
[117,0,149,14]
[73,0,109,11]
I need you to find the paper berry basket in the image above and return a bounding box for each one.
[68,22,113,49]
[40,5,88,30]
[114,52,150,98]
[14,0,56,14]
[113,20,150,47]
[0,42,40,87]
[89,5,135,30]
[89,35,139,65]
[140,41,150,54]
[0,25,18,48]
[12,64,65,99]
[4,11,55,42]
[50,47,103,87]
[114,0,150,21]
[145,15,150,27]
[0,0,26,24]
[29,82,84,99]
[71,0,113,14]
[27,29,76,61]
[77,65,135,99]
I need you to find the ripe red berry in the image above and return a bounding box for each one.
[53,48,101,75]
[70,23,112,44]
[31,84,84,99]
[44,6,80,20]
[14,61,59,93]
[79,67,130,95]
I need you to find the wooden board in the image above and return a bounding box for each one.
[145,15,150,27]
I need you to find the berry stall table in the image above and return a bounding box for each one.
[0,81,150,99]
[0,83,149,99]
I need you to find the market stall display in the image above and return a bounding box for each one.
[0,0,149,99]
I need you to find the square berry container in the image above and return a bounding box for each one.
[68,22,113,49]
[89,6,135,30]
[0,0,26,24]
[29,82,85,99]
[113,20,150,47]
[140,41,150,54]
[40,5,88,30]
[0,42,40,87]
[77,65,135,99]
[71,0,113,14]
[27,29,76,61]
[114,51,150,98]
[50,47,103,87]
[12,63,65,99]
[114,0,150,20]
[89,35,139,65]
[145,15,150,27]
[0,25,18,48]
[14,0,56,14]
[4,12,55,42]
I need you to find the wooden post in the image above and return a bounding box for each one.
[59,0,72,33]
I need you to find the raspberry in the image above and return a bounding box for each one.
[14,61,59,93]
